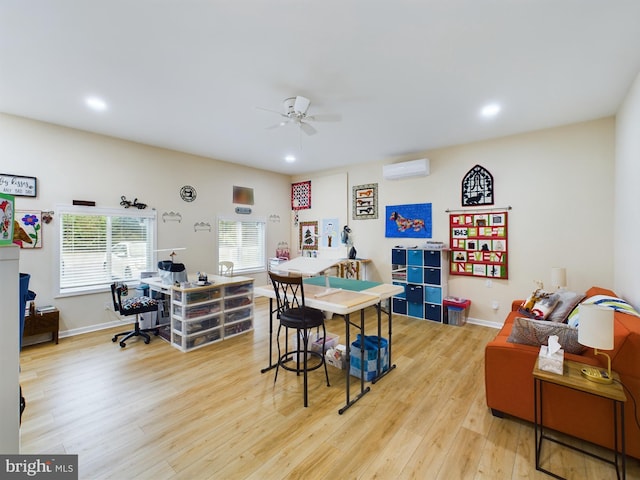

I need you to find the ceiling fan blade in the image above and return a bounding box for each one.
[305,113,342,122]
[256,106,288,118]
[299,121,317,136]
[294,96,311,114]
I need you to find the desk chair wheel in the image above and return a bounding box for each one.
[112,336,118,343]
[119,341,126,348]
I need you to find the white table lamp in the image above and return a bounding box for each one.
[578,304,614,384]
[551,267,567,290]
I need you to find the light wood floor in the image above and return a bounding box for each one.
[19,298,640,479]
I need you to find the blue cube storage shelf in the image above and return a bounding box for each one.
[391,248,448,323]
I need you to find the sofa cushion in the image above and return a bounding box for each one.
[547,290,585,323]
[518,288,560,320]
[507,316,585,354]
[567,294,640,327]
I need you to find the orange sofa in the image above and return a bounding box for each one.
[485,286,640,459]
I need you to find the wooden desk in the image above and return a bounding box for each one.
[255,277,403,414]
[533,358,627,479]
[23,309,59,344]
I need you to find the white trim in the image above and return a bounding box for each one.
[466,317,503,329]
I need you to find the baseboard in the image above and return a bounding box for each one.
[59,320,126,339]
[466,317,503,329]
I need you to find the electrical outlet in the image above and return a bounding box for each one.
[491,300,500,310]
[485,279,492,288]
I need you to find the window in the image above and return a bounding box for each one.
[57,205,156,295]
[218,216,266,273]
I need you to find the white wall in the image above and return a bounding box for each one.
[297,117,616,324]
[0,113,292,334]
[615,71,640,309]
[1,113,624,330]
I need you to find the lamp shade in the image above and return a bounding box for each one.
[578,304,614,350]
[551,267,567,289]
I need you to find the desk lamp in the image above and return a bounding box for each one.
[578,304,614,384]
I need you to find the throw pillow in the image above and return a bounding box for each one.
[518,288,560,320]
[567,294,640,327]
[546,290,585,323]
[507,317,585,354]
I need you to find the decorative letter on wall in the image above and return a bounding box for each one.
[449,211,508,279]
[461,164,494,207]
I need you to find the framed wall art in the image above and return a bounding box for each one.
[299,221,319,251]
[449,211,508,278]
[233,185,254,205]
[291,181,311,210]
[0,173,37,197]
[461,165,493,207]
[15,210,43,248]
[385,203,432,238]
[352,183,378,220]
[0,192,15,245]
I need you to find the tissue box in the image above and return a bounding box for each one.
[538,345,565,374]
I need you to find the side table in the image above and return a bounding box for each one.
[533,358,626,479]
[23,309,59,345]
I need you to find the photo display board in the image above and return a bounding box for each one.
[449,211,508,279]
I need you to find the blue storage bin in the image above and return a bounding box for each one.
[407,249,422,266]
[392,298,407,314]
[424,268,440,285]
[391,248,406,265]
[424,286,442,304]
[425,303,442,322]
[405,284,423,303]
[424,250,441,267]
[407,266,423,284]
[408,301,423,318]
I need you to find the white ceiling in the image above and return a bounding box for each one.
[2,1,640,175]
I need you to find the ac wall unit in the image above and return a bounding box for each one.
[382,158,430,180]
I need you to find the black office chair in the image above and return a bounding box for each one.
[110,283,159,348]
[269,272,330,407]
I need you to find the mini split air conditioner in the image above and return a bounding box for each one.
[382,158,430,180]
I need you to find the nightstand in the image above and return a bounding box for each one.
[533,358,626,479]
[23,308,59,345]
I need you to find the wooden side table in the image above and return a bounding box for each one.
[23,308,59,345]
[533,358,626,479]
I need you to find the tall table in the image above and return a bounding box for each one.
[533,358,627,479]
[255,276,403,414]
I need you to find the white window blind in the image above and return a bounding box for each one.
[57,206,156,295]
[218,216,266,273]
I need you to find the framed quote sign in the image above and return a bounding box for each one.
[449,211,508,278]
[0,173,37,197]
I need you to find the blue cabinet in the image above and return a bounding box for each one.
[391,248,448,322]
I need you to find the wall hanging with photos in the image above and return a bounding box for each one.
[449,210,508,279]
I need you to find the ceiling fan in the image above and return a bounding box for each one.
[258,95,341,135]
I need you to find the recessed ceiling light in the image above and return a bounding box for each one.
[284,155,296,163]
[86,96,108,112]
[480,103,501,118]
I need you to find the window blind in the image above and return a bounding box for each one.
[218,216,266,273]
[57,206,156,295]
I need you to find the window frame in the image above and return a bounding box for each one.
[55,205,157,297]
[217,214,266,274]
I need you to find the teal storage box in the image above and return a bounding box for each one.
[349,335,389,382]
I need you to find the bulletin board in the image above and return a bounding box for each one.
[449,211,508,278]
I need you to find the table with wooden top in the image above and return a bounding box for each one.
[533,357,627,479]
[255,275,403,414]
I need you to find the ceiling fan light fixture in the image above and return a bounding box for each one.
[294,95,310,114]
